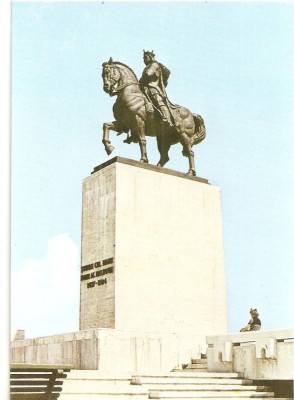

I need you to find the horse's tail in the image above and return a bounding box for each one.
[192,113,206,144]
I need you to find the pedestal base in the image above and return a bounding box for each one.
[80,157,227,335]
[11,328,206,372]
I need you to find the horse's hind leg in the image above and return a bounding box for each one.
[187,149,196,176]
[156,136,171,167]
[180,133,196,176]
[139,139,148,163]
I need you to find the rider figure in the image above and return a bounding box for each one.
[139,50,173,126]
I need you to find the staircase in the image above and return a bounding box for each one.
[131,371,286,399]
[59,370,147,399]
[172,356,208,373]
[57,361,292,400]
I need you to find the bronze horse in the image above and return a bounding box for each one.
[102,58,206,176]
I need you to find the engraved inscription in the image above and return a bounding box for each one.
[81,257,114,288]
[87,278,107,288]
[81,257,114,273]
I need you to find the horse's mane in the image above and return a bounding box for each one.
[113,61,139,82]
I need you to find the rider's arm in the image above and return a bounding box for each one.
[142,64,160,82]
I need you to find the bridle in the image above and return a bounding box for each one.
[104,63,139,96]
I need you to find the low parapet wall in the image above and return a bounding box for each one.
[11,328,206,373]
[206,328,294,380]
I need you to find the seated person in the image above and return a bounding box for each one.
[240,308,261,332]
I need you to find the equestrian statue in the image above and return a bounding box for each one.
[101,51,206,176]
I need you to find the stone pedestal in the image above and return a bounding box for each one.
[79,157,227,336]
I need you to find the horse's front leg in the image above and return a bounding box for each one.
[102,121,120,155]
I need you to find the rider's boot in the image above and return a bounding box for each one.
[160,105,173,127]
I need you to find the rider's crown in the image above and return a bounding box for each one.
[143,50,155,58]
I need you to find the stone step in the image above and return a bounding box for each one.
[172,370,208,374]
[152,398,291,400]
[173,365,208,372]
[148,390,275,398]
[59,383,148,399]
[172,368,208,372]
[62,377,132,386]
[62,380,136,391]
[173,360,208,372]
[64,370,132,380]
[146,384,272,391]
[131,377,254,385]
[132,373,244,379]
[59,395,147,400]
[191,359,208,364]
[61,370,133,390]
[184,364,208,370]
[138,384,273,392]
[60,371,148,398]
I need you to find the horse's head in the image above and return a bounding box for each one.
[102,58,139,96]
[102,58,121,95]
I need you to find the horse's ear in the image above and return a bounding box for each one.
[109,57,113,64]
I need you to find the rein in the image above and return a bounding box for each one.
[110,81,139,96]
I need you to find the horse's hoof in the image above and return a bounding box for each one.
[186,169,196,176]
[157,158,168,167]
[105,145,115,155]
[140,158,149,164]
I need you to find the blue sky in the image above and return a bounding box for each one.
[11,2,294,338]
